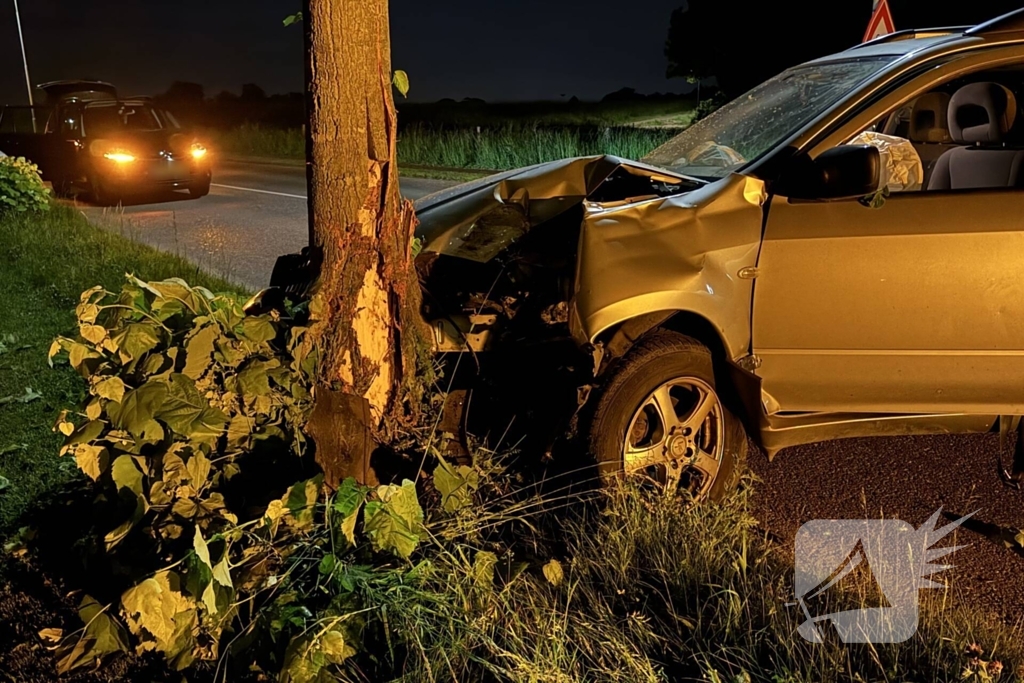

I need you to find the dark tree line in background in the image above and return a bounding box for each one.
[666,0,1024,98]
[151,1,1024,131]
[152,81,306,129]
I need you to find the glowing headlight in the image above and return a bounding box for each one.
[190,144,208,160]
[103,151,136,163]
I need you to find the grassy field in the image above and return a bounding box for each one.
[398,97,698,127]
[217,123,683,169]
[215,100,695,169]
[0,205,241,532]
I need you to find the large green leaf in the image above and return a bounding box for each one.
[191,528,219,613]
[94,376,127,403]
[54,595,128,674]
[236,359,280,396]
[284,475,323,530]
[392,70,410,97]
[73,444,109,481]
[433,458,479,513]
[120,571,197,669]
[67,342,101,372]
[182,324,221,379]
[111,454,144,499]
[108,381,168,441]
[111,323,161,364]
[157,375,229,443]
[79,595,128,658]
[105,455,148,550]
[362,480,423,559]
[239,316,276,343]
[226,415,255,448]
[185,451,211,489]
[332,478,367,546]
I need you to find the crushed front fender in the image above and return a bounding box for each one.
[573,173,767,361]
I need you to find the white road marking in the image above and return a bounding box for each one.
[211,183,307,200]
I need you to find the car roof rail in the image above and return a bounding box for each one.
[859,26,969,47]
[966,8,1024,36]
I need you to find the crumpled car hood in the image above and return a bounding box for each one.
[414,155,699,263]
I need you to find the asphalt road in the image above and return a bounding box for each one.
[78,158,456,289]
[76,158,1024,627]
[749,432,1024,625]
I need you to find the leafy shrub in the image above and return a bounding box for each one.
[46,276,318,671]
[0,155,50,214]
[44,277,434,679]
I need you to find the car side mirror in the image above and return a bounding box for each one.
[777,145,881,201]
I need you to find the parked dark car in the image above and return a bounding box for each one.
[0,80,211,204]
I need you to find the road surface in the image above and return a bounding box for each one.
[78,158,457,289]
[77,158,1024,626]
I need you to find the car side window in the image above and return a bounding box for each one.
[839,62,1024,194]
[60,108,82,138]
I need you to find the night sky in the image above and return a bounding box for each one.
[3,2,1022,107]
[0,0,692,105]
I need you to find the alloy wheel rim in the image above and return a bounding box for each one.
[622,376,725,498]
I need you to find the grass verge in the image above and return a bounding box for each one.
[0,204,242,533]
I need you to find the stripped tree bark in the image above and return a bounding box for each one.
[300,0,426,487]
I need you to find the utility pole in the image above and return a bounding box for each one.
[13,0,34,108]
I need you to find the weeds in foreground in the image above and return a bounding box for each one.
[369,478,1023,682]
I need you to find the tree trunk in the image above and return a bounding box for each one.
[301,0,424,487]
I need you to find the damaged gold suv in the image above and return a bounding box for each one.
[296,10,1024,500]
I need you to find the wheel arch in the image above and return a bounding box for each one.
[597,309,732,372]
[595,309,753,430]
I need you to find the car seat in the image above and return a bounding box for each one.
[927,82,1024,190]
[908,92,954,183]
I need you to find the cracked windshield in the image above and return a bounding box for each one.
[645,56,897,178]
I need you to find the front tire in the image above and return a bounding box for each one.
[188,178,211,198]
[587,331,746,501]
[89,175,118,206]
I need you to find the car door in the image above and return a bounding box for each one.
[751,184,1024,416]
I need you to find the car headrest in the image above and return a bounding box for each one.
[909,92,951,143]
[948,82,1017,144]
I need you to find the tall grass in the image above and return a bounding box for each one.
[398,99,697,128]
[215,124,305,159]
[215,124,680,170]
[396,124,678,170]
[362,476,1022,682]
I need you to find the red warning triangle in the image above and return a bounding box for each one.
[863,0,896,42]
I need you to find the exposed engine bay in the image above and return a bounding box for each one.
[411,156,701,460]
[414,156,699,356]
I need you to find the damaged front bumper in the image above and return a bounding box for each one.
[415,155,766,366]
